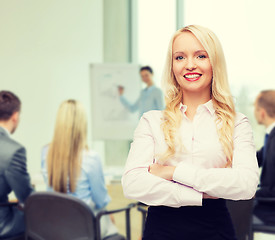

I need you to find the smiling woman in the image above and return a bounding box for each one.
[161,25,236,166]
[122,25,259,240]
[172,32,213,107]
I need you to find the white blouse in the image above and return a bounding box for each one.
[122,100,259,207]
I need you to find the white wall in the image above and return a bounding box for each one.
[138,0,176,87]
[0,0,103,175]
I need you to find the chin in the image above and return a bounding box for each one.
[182,86,204,93]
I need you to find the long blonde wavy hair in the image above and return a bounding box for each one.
[47,99,88,193]
[161,25,236,167]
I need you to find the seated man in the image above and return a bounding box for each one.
[0,90,33,238]
[253,89,275,225]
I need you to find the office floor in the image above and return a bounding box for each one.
[106,182,142,240]
[254,234,275,240]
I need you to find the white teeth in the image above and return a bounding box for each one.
[184,74,200,78]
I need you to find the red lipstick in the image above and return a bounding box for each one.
[184,72,202,82]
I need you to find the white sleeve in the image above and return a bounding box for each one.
[173,115,259,200]
[122,113,203,207]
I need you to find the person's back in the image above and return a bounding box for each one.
[254,90,275,224]
[41,147,110,211]
[41,100,119,239]
[0,90,33,238]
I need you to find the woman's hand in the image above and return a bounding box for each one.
[148,163,176,181]
[203,193,218,199]
[149,164,219,199]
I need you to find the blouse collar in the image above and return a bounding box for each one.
[179,99,215,115]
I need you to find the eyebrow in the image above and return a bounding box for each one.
[173,50,207,56]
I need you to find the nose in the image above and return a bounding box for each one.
[185,58,197,71]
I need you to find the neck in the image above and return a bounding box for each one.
[0,122,11,133]
[265,118,275,128]
[147,81,154,87]
[182,91,211,120]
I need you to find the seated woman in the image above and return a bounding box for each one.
[41,99,119,239]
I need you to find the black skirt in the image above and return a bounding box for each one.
[143,199,237,240]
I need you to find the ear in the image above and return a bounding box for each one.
[11,111,20,123]
[260,108,267,119]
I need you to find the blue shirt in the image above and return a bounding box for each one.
[41,146,110,210]
[120,85,164,118]
[41,147,118,237]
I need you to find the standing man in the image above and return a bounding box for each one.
[253,89,275,224]
[118,66,164,117]
[0,90,33,238]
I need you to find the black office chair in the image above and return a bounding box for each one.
[249,197,275,240]
[24,192,135,240]
[0,202,25,240]
[226,199,254,240]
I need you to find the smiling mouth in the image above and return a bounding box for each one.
[184,73,202,81]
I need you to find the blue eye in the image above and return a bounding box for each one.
[198,55,207,59]
[175,56,184,60]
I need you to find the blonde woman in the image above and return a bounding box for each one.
[41,100,120,239]
[122,25,259,240]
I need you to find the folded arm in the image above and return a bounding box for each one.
[150,116,259,200]
[121,115,203,207]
